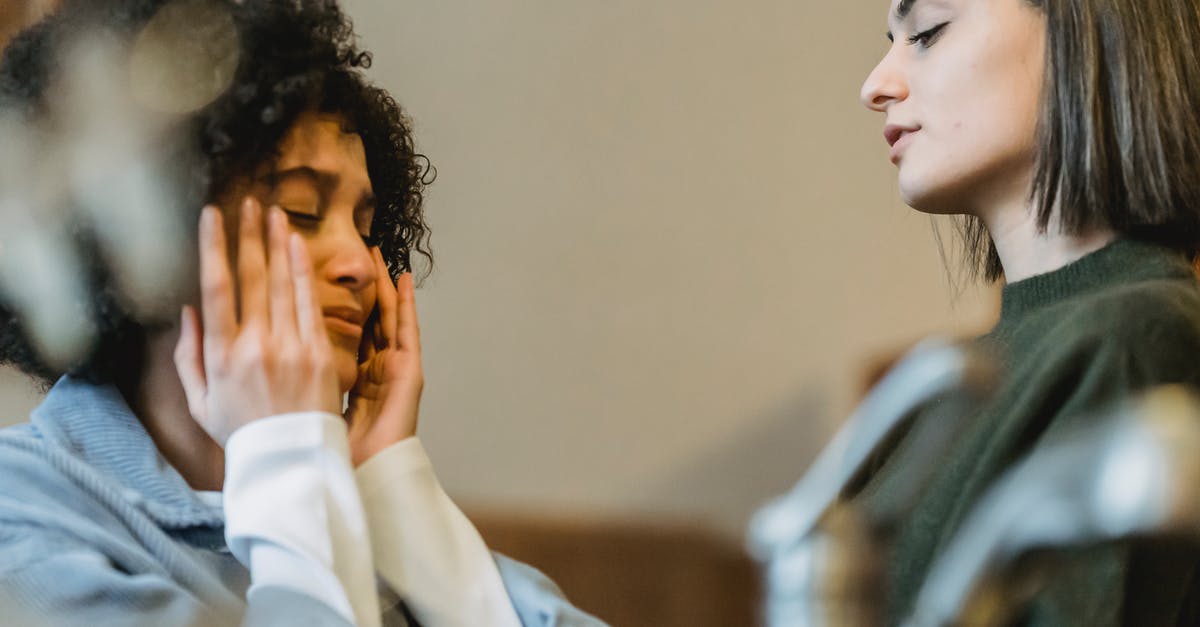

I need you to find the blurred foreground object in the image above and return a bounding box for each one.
[752,351,1200,627]
[748,339,1000,627]
[909,385,1200,627]
[0,0,237,369]
[0,0,56,49]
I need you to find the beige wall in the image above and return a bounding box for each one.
[0,0,998,540]
[0,372,41,425]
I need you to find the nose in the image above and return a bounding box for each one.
[860,47,908,112]
[316,224,376,293]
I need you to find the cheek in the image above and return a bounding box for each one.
[907,56,1036,175]
[948,74,1038,171]
[365,281,379,316]
[334,351,358,393]
[917,67,973,148]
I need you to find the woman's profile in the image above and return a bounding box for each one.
[854,0,1200,622]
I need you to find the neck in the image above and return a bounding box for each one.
[122,327,225,491]
[977,191,1117,284]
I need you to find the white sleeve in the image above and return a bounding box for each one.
[356,437,523,627]
[223,412,381,627]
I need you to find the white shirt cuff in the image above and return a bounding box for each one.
[224,411,381,627]
[357,437,523,627]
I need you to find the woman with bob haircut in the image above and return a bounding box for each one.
[854,0,1200,623]
[0,0,602,625]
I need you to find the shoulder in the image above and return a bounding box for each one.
[0,427,73,496]
[1021,276,1200,372]
[1070,277,1200,366]
[991,276,1200,434]
[0,424,77,490]
[984,275,1200,410]
[0,429,124,560]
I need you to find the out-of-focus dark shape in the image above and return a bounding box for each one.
[0,0,236,370]
[749,339,998,555]
[129,0,238,113]
[747,339,999,627]
[0,95,95,369]
[0,0,57,50]
[908,385,1200,627]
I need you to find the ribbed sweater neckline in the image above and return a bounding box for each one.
[27,376,223,529]
[998,238,1194,325]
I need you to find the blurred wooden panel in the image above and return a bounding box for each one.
[469,510,761,627]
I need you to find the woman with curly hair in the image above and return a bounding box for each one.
[0,1,602,625]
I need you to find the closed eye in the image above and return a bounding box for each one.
[355,204,376,245]
[282,209,321,229]
[907,22,949,48]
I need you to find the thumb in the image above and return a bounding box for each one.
[173,305,209,421]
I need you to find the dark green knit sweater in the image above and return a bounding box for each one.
[854,238,1200,625]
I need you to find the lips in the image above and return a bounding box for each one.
[884,123,921,164]
[884,123,920,147]
[322,305,366,337]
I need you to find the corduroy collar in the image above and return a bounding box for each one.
[27,376,223,529]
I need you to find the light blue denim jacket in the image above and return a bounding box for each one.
[0,376,605,626]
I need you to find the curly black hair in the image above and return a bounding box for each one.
[0,0,433,389]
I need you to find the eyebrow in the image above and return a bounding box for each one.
[886,0,920,40]
[264,166,331,189]
[262,166,376,209]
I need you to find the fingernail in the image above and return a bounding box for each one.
[289,232,306,259]
[200,206,215,234]
[242,197,259,222]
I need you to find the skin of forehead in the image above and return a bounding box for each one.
[272,112,372,191]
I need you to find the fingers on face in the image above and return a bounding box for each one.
[236,197,269,329]
[289,232,325,344]
[199,198,327,348]
[173,304,208,418]
[394,271,421,354]
[198,206,235,355]
[372,248,398,349]
[266,206,298,338]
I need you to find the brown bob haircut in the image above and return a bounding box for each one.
[961,0,1200,281]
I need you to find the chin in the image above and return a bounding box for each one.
[898,169,964,216]
[335,354,357,395]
